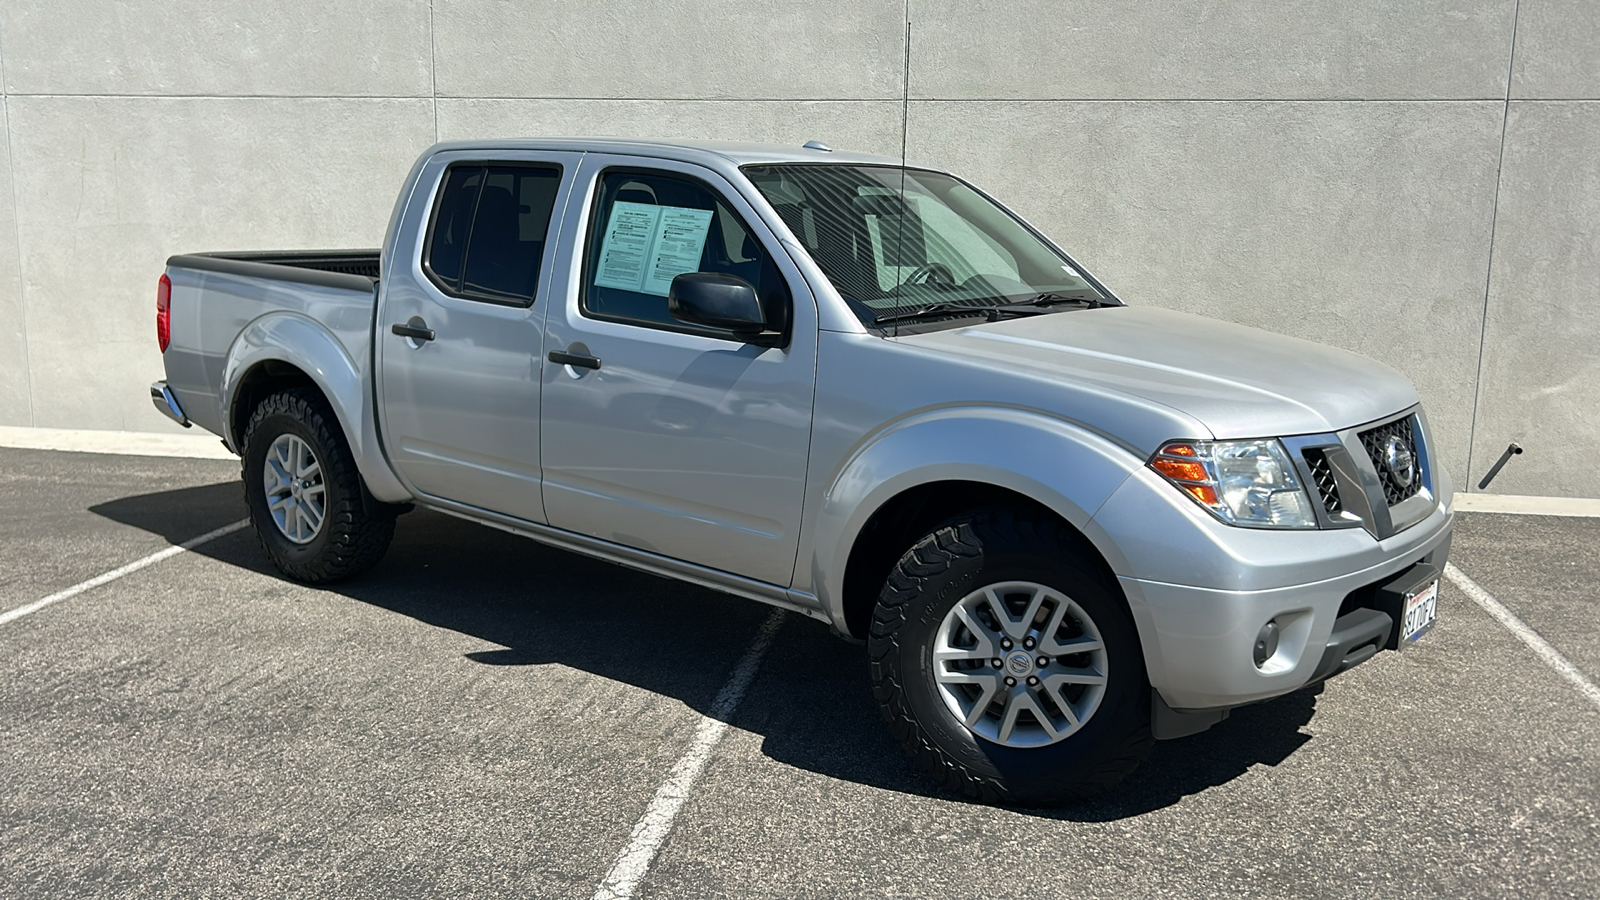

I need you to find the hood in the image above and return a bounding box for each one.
[896,306,1419,440]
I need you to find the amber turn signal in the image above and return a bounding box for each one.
[1150,457,1207,483]
[1150,441,1224,511]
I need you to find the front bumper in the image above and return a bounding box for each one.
[1120,515,1451,712]
[1087,410,1456,715]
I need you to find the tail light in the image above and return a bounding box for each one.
[156,274,172,352]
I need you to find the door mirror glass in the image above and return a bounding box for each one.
[668,272,767,336]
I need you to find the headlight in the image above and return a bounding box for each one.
[1149,439,1317,529]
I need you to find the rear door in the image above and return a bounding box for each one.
[538,154,818,586]
[377,150,581,522]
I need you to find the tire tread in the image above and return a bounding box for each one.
[868,507,1152,806]
[242,388,394,583]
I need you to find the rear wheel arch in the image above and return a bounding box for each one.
[229,359,321,449]
[217,310,410,504]
[229,359,410,519]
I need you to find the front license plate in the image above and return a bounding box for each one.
[1400,579,1439,644]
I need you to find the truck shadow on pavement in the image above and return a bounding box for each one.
[93,482,1317,821]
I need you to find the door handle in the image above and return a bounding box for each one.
[391,319,435,343]
[548,349,601,370]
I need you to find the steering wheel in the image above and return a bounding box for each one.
[905,262,957,288]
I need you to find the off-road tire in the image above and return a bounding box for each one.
[241,388,395,583]
[868,508,1153,807]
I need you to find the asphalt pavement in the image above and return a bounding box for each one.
[1,447,1596,898]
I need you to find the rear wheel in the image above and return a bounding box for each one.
[869,509,1152,806]
[241,388,395,583]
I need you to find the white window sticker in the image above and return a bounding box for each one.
[593,201,714,297]
[593,202,657,292]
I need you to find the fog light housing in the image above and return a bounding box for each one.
[1254,620,1281,668]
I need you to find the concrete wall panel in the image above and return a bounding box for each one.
[8,97,435,431]
[437,99,904,159]
[1510,0,1600,99]
[434,0,906,100]
[0,0,1594,499]
[1469,102,1600,498]
[907,100,1505,487]
[0,1,432,97]
[0,102,30,424]
[910,0,1515,100]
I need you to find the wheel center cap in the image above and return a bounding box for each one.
[1005,651,1034,677]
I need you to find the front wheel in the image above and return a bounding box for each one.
[241,388,395,583]
[869,509,1152,806]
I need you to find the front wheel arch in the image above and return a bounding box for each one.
[840,481,1122,641]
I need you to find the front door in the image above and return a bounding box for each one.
[539,156,818,586]
[377,151,580,522]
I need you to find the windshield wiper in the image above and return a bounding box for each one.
[872,302,1014,326]
[873,303,983,325]
[870,292,1107,327]
[1020,291,1106,309]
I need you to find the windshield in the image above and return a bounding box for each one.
[743,164,1108,328]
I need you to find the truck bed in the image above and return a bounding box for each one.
[161,249,385,445]
[166,249,381,291]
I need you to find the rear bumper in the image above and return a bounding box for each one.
[150,381,191,428]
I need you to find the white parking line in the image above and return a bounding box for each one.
[0,519,250,628]
[592,607,786,900]
[1444,562,1600,713]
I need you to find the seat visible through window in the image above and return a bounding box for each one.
[462,182,541,301]
[424,163,561,305]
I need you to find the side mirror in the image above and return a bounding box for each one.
[668,272,778,345]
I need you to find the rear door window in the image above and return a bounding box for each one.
[424,163,562,306]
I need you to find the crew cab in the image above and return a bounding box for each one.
[152,139,1453,805]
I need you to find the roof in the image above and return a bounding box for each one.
[422,137,915,169]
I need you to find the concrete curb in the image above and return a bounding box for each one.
[0,426,236,460]
[1452,493,1600,518]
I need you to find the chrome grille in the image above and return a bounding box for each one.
[1302,448,1342,514]
[1359,416,1421,506]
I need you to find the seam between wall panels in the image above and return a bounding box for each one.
[0,26,36,426]
[1464,0,1523,489]
[429,0,438,142]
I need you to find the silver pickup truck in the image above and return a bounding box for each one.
[153,139,1453,806]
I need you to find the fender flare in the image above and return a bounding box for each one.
[220,311,410,502]
[806,405,1144,632]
